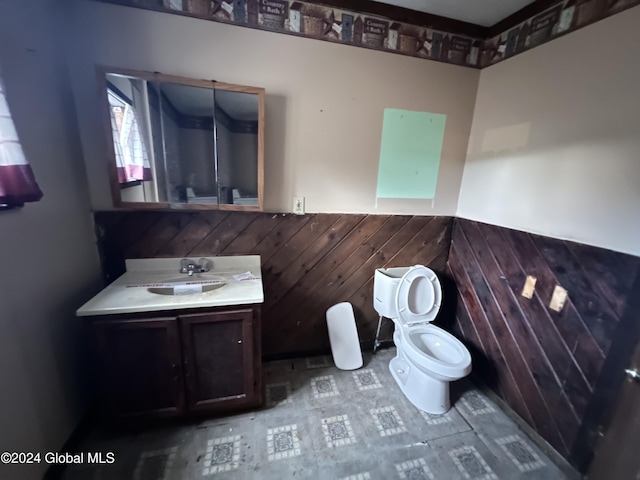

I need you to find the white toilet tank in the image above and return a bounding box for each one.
[373,267,411,318]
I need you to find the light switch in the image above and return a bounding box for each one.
[521,275,537,299]
[549,285,568,312]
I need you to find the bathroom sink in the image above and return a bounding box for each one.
[147,274,227,296]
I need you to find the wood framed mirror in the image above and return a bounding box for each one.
[98,67,264,211]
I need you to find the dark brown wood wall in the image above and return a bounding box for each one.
[94,211,453,358]
[447,218,640,472]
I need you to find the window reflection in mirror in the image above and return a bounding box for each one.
[102,70,263,210]
[106,74,159,203]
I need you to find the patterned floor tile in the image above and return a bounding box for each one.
[133,446,177,480]
[371,444,447,480]
[454,388,523,436]
[266,424,302,461]
[296,370,354,409]
[420,410,453,425]
[305,404,370,466]
[359,375,472,443]
[370,406,407,436]
[265,381,293,407]
[395,457,435,479]
[477,425,570,480]
[449,445,499,480]
[62,433,141,480]
[415,404,473,440]
[316,453,384,480]
[459,391,497,416]
[311,374,341,399]
[322,414,357,447]
[61,349,573,480]
[428,431,512,480]
[306,355,333,369]
[495,434,546,472]
[352,369,383,391]
[373,346,397,361]
[251,414,319,480]
[340,473,371,480]
[201,435,241,475]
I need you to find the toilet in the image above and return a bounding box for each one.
[373,265,471,414]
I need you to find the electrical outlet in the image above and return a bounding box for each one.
[293,196,305,215]
[521,275,537,299]
[549,285,568,312]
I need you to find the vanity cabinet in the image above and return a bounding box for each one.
[93,316,186,419]
[90,305,262,420]
[180,309,256,413]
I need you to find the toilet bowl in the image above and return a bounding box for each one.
[374,265,471,414]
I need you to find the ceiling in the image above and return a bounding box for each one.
[370,0,535,27]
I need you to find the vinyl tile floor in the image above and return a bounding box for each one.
[62,348,577,480]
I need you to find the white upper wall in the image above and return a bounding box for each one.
[67,0,479,215]
[457,6,640,256]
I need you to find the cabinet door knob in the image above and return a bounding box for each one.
[238,340,242,344]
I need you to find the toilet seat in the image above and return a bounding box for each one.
[393,266,470,379]
[395,266,441,326]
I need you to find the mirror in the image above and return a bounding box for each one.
[100,69,264,210]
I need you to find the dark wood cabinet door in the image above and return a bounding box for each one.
[92,317,185,419]
[180,309,257,412]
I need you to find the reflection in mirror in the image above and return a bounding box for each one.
[102,69,264,210]
[155,82,215,204]
[106,74,216,204]
[106,74,158,203]
[215,90,259,206]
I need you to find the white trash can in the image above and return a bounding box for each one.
[326,302,363,370]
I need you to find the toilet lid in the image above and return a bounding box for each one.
[395,265,441,326]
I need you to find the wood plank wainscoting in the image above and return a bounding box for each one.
[93,211,453,358]
[447,218,640,472]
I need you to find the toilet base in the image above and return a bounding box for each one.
[389,354,451,414]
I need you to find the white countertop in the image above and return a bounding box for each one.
[76,256,263,317]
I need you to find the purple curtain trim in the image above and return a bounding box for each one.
[116,166,152,184]
[0,164,43,204]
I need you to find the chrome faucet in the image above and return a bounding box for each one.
[179,258,210,276]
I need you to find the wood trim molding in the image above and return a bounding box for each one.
[488,0,561,37]
[312,0,489,38]
[95,0,640,69]
[96,0,486,68]
[481,0,640,67]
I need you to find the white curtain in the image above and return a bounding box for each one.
[0,69,42,206]
[108,89,152,183]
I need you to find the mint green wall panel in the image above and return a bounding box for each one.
[376,109,447,200]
